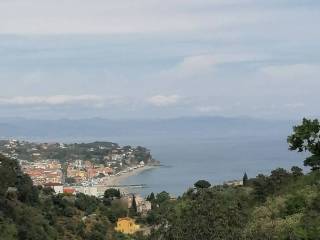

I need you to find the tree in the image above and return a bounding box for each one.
[0,154,38,205]
[130,194,137,216]
[294,192,320,238]
[156,191,170,204]
[0,154,23,195]
[100,202,127,223]
[104,188,121,199]
[75,193,99,215]
[284,194,307,215]
[291,166,303,179]
[268,168,291,194]
[146,192,155,202]
[194,180,211,189]
[16,174,39,205]
[288,118,320,170]
[15,205,57,240]
[0,218,18,240]
[85,223,107,240]
[151,188,249,240]
[252,174,269,202]
[42,187,55,195]
[243,172,248,186]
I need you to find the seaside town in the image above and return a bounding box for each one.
[0,138,246,237]
[0,139,167,236]
[0,139,158,198]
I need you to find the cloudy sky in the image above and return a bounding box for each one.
[0,0,319,119]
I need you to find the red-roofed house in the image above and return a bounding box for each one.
[63,187,76,195]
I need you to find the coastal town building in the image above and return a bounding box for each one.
[21,160,63,185]
[44,183,64,194]
[137,201,152,215]
[63,187,76,195]
[0,140,156,202]
[224,179,243,187]
[115,217,140,234]
[67,161,113,182]
[123,194,152,215]
[74,186,98,197]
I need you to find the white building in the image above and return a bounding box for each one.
[44,183,64,194]
[75,186,98,197]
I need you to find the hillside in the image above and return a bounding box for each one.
[146,168,320,240]
[0,154,143,240]
[1,118,320,240]
[1,153,320,240]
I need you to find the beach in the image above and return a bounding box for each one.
[95,165,157,196]
[104,165,157,186]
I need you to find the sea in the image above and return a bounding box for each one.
[114,135,307,197]
[20,134,307,197]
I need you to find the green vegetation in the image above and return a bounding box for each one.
[194,180,211,189]
[0,154,133,240]
[144,118,320,239]
[146,168,320,239]
[243,172,248,186]
[104,188,121,199]
[1,118,320,239]
[0,140,156,168]
[129,194,138,217]
[288,118,320,170]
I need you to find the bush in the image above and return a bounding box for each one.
[194,180,211,189]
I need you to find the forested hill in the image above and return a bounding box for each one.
[0,154,129,240]
[1,153,320,239]
[146,118,320,239]
[1,118,320,240]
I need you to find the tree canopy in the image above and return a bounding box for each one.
[104,188,121,199]
[1,119,320,240]
[194,180,211,189]
[288,118,320,170]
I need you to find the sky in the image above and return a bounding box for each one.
[0,0,319,120]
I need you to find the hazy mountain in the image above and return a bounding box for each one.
[0,117,296,142]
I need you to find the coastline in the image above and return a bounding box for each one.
[105,165,157,186]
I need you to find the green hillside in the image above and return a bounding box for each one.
[0,118,320,240]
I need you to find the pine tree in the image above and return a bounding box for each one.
[147,192,155,202]
[128,194,138,217]
[131,194,137,214]
[243,172,248,186]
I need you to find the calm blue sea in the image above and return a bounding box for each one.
[118,136,306,197]
[24,134,307,197]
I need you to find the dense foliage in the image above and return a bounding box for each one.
[1,118,320,239]
[0,140,155,167]
[288,118,320,170]
[0,154,132,240]
[146,168,320,240]
[144,119,320,240]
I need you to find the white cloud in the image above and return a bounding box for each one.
[196,105,222,113]
[0,1,319,119]
[0,0,284,34]
[161,53,267,80]
[182,54,263,66]
[148,95,181,107]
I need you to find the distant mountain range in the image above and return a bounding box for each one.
[0,117,297,142]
